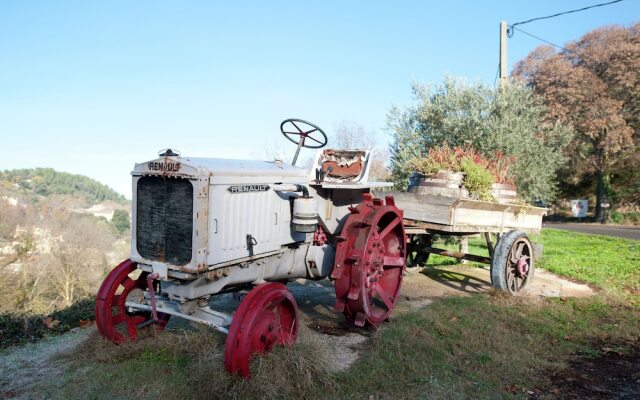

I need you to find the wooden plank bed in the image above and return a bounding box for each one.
[373,191,547,235]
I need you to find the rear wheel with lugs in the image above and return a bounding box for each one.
[332,194,406,327]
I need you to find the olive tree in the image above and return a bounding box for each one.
[387,77,570,201]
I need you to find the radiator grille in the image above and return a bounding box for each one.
[136,176,193,265]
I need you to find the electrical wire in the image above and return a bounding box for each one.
[508,0,625,37]
[509,26,571,53]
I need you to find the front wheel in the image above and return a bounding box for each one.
[95,259,170,343]
[224,282,299,378]
[490,231,534,295]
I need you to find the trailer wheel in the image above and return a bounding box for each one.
[224,282,298,378]
[490,231,534,295]
[95,259,170,343]
[406,234,431,268]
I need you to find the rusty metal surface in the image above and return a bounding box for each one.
[321,149,366,179]
[332,193,406,327]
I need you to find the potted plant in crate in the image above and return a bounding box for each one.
[408,144,518,204]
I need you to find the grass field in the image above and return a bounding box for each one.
[532,229,639,296]
[427,228,640,299]
[3,228,639,399]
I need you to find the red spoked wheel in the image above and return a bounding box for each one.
[95,259,170,343]
[332,193,406,327]
[224,282,299,378]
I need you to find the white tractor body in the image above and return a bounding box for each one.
[96,120,405,378]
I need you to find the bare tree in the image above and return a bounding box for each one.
[332,121,390,181]
[48,214,115,307]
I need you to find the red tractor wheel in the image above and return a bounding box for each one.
[224,282,299,378]
[332,193,406,327]
[95,259,170,343]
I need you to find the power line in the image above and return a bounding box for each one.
[508,0,625,37]
[509,26,571,53]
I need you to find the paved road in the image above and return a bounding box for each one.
[543,222,640,240]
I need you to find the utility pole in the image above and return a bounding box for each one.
[499,21,508,85]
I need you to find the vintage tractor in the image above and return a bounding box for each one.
[95,119,407,377]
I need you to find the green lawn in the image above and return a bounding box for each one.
[335,294,639,399]
[532,229,639,296]
[427,228,640,298]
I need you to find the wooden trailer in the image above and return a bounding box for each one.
[373,191,547,295]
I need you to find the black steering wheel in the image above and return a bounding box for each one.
[280,119,327,149]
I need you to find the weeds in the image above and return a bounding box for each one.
[0,297,95,349]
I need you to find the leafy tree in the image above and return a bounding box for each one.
[387,77,570,201]
[512,23,639,218]
[111,209,130,235]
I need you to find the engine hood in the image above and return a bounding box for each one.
[132,156,308,183]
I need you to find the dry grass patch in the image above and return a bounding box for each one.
[190,327,337,399]
[52,324,335,400]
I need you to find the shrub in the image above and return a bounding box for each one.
[461,158,494,201]
[0,297,95,349]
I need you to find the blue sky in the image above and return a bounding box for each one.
[1,1,638,197]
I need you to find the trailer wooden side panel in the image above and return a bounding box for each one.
[374,191,546,234]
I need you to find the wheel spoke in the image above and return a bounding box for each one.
[283,131,303,136]
[378,216,401,240]
[111,294,121,306]
[509,246,519,263]
[305,134,323,145]
[383,255,405,267]
[290,121,304,134]
[373,284,393,310]
[112,313,126,325]
[127,320,138,338]
[508,274,517,291]
[121,276,135,291]
[515,242,525,259]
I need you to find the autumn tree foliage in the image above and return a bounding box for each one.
[512,23,639,218]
